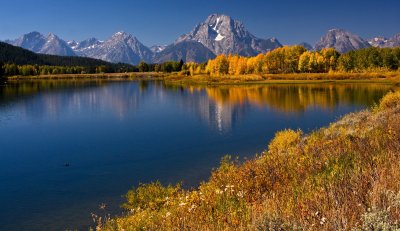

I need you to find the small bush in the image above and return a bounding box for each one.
[122,182,181,212]
[379,91,400,110]
[268,129,302,155]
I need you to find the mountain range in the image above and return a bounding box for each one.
[4,14,400,65]
[368,33,400,48]
[5,31,76,56]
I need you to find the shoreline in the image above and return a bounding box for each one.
[3,72,400,86]
[163,72,400,86]
[3,72,167,80]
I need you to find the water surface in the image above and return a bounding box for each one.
[0,80,395,230]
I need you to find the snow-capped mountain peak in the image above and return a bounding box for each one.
[176,13,281,56]
[6,31,75,56]
[114,31,127,36]
[111,31,134,40]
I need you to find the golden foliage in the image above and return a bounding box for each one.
[378,91,400,110]
[203,45,342,76]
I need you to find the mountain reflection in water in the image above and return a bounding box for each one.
[0,80,394,133]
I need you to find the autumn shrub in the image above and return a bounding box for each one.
[378,90,400,110]
[122,182,182,211]
[267,129,302,154]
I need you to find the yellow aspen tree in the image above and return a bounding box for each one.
[236,56,247,75]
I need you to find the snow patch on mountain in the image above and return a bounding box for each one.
[215,34,225,41]
[150,45,167,53]
[368,34,400,48]
[212,17,220,31]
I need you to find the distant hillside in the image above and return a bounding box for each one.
[153,41,216,63]
[314,29,371,53]
[0,41,128,67]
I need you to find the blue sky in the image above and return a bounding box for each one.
[0,0,399,46]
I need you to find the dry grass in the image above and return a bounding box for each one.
[95,91,400,230]
[261,71,400,80]
[6,71,400,86]
[164,71,400,86]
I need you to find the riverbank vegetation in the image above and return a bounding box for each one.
[95,91,400,230]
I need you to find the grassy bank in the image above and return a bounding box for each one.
[4,71,400,85]
[164,72,400,86]
[95,91,400,230]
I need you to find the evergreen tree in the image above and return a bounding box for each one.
[138,61,149,72]
[0,62,4,78]
[179,59,184,71]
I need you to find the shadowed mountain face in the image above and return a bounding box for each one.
[6,32,76,56]
[314,29,371,53]
[298,42,314,51]
[176,14,282,56]
[73,38,103,51]
[386,33,400,47]
[153,41,216,63]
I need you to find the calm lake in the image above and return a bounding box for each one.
[0,80,396,230]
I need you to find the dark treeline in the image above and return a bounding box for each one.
[0,61,187,77]
[137,60,185,73]
[338,47,400,72]
[0,64,139,77]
